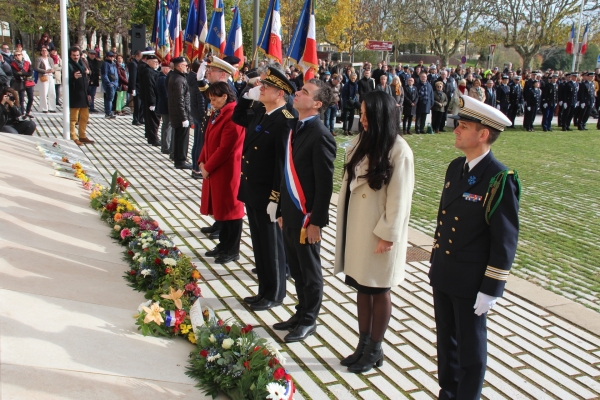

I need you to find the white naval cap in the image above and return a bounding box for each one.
[450,94,512,132]
[207,55,236,75]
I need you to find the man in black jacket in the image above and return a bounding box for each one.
[86,50,101,113]
[431,96,520,400]
[168,57,192,169]
[232,66,295,312]
[128,50,143,125]
[188,59,207,179]
[541,74,558,131]
[140,55,161,145]
[274,79,336,343]
[576,72,595,130]
[67,46,93,145]
[561,72,579,131]
[523,80,541,132]
[507,76,523,128]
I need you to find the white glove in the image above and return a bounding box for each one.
[266,201,278,223]
[527,107,531,111]
[496,105,500,110]
[559,101,563,106]
[197,61,206,81]
[149,106,155,111]
[132,90,136,96]
[474,292,498,316]
[581,103,585,108]
[245,85,262,101]
[182,120,190,128]
[563,103,568,109]
[576,102,579,107]
[543,103,547,108]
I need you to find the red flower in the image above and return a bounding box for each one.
[112,197,118,204]
[154,258,161,265]
[269,358,279,367]
[158,230,163,236]
[273,367,285,380]
[285,374,292,381]
[243,361,250,370]
[175,310,187,324]
[241,324,253,334]
[129,270,136,276]
[253,346,260,352]
[225,326,231,333]
[127,250,134,256]
[105,202,117,211]
[164,268,171,274]
[200,350,208,358]
[217,320,224,326]
[173,246,178,251]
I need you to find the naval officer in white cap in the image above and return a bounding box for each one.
[429,95,522,400]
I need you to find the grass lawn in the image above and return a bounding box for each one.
[333,126,600,311]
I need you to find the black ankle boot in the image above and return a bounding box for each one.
[347,339,383,373]
[340,332,370,366]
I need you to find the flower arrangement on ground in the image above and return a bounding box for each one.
[186,318,295,400]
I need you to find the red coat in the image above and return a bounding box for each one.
[199,102,245,221]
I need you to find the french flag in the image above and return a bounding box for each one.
[184,0,208,61]
[581,23,589,55]
[566,23,574,55]
[168,0,183,58]
[224,7,244,62]
[257,0,282,62]
[286,0,318,82]
[206,0,225,55]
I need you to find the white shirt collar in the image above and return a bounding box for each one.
[266,105,284,115]
[466,150,490,171]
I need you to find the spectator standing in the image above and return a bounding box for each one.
[437,70,455,132]
[324,73,341,136]
[9,50,35,119]
[375,75,392,97]
[87,51,101,113]
[67,46,93,145]
[469,79,486,102]
[483,79,497,108]
[0,88,36,135]
[340,73,358,135]
[402,77,418,134]
[140,55,161,145]
[168,57,192,169]
[101,51,118,118]
[35,46,57,113]
[432,82,448,133]
[0,44,13,64]
[390,76,404,129]
[156,62,172,155]
[36,33,55,52]
[49,48,62,106]
[128,50,143,125]
[415,73,433,134]
[14,43,30,63]
[115,54,128,115]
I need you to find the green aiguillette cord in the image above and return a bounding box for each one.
[483,169,521,225]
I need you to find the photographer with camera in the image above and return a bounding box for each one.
[0,87,36,135]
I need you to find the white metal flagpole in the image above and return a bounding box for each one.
[571,0,585,72]
[60,0,70,140]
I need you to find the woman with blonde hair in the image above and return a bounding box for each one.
[390,75,404,128]
[468,78,486,102]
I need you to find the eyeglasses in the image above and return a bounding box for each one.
[14,54,22,56]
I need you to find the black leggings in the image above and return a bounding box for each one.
[19,87,34,115]
[1,121,36,135]
[402,113,413,132]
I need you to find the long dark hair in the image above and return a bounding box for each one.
[345,91,399,191]
[205,81,236,103]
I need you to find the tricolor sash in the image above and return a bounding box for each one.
[284,128,311,243]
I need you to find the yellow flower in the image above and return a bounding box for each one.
[188,333,196,343]
[180,324,190,334]
[142,302,164,325]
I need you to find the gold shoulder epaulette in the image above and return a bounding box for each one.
[199,85,208,92]
[282,110,294,119]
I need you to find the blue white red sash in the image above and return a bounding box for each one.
[284,128,311,244]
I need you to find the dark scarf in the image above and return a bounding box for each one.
[69,57,86,74]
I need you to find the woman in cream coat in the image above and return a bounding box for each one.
[334,90,414,374]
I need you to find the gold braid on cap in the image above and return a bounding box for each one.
[264,71,292,94]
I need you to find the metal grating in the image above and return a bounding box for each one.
[406,246,431,262]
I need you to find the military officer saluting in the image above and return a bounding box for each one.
[496,75,510,116]
[576,72,596,130]
[507,75,523,128]
[429,96,521,400]
[231,65,295,311]
[541,74,558,132]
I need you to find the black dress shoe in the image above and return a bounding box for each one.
[208,231,220,240]
[251,298,282,311]
[205,247,223,257]
[201,225,218,234]
[251,268,257,274]
[151,142,161,147]
[284,323,317,343]
[191,171,203,179]
[215,253,240,264]
[244,295,263,304]
[175,163,192,169]
[273,315,300,331]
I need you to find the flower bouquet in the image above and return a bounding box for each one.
[186,318,295,400]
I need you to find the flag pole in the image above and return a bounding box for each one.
[571,0,585,71]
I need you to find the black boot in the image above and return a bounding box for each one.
[348,339,383,373]
[340,332,370,366]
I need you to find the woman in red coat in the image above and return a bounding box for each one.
[199,82,245,264]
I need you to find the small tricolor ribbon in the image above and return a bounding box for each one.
[284,129,311,244]
[165,310,177,327]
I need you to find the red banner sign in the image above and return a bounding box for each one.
[366,41,393,51]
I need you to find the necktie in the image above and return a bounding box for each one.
[296,121,304,132]
[462,163,470,179]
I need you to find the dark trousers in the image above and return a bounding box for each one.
[507,104,518,127]
[440,107,448,130]
[218,219,242,256]
[541,106,554,130]
[433,288,487,400]
[55,84,61,106]
[131,93,140,123]
[431,110,445,132]
[341,107,354,131]
[19,87,34,115]
[191,118,204,171]
[0,121,36,135]
[103,84,116,116]
[402,113,413,132]
[144,108,160,144]
[415,112,428,133]
[173,126,190,164]
[577,105,592,129]
[159,114,172,153]
[523,108,537,130]
[283,225,323,326]
[324,104,337,133]
[247,205,287,302]
[89,85,98,111]
[562,105,575,129]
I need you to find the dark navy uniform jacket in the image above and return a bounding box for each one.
[541,82,558,107]
[564,81,579,107]
[429,152,520,299]
[496,84,510,110]
[577,80,595,107]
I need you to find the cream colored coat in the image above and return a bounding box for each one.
[334,135,414,288]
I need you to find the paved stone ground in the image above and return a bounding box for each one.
[28,100,600,399]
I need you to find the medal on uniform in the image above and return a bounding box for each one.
[468,176,477,185]
[255,124,262,132]
[463,192,482,202]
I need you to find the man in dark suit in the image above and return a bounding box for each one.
[273,78,337,343]
[127,50,142,125]
[430,95,520,400]
[562,72,579,131]
[507,76,523,128]
[415,72,434,133]
[232,66,295,312]
[541,74,558,132]
[576,72,595,130]
[523,79,541,132]
[483,79,496,108]
[496,76,510,116]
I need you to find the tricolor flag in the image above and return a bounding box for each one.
[206,0,226,56]
[257,0,282,63]
[152,0,171,61]
[566,23,575,55]
[225,6,244,63]
[184,0,208,61]
[581,23,589,55]
[286,0,317,82]
[168,0,183,58]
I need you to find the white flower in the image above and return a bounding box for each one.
[114,225,121,231]
[140,269,151,277]
[266,342,286,366]
[209,334,216,343]
[142,243,149,249]
[137,300,152,312]
[207,353,221,362]
[265,382,287,400]
[163,258,176,267]
[133,252,141,260]
[221,338,234,350]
